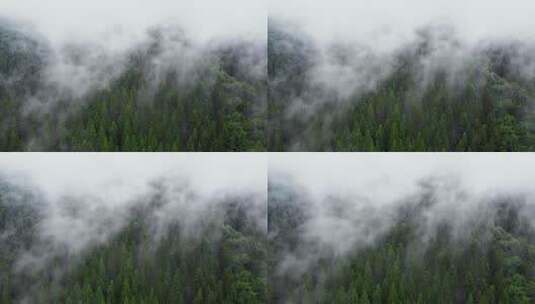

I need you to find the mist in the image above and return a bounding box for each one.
[0,0,267,108]
[0,153,267,273]
[269,153,535,287]
[269,0,535,112]
[270,0,535,44]
[3,0,265,44]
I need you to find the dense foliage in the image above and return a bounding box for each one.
[3,20,535,151]
[0,23,266,151]
[268,21,535,151]
[269,180,535,304]
[0,181,267,304]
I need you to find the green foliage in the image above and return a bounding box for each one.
[0,182,266,304]
[268,22,535,151]
[0,24,266,152]
[268,180,535,303]
[0,66,265,151]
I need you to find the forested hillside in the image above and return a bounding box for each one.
[268,20,535,151]
[0,179,267,303]
[269,179,535,303]
[5,17,535,152]
[0,22,266,151]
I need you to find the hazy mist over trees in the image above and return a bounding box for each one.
[2,154,535,303]
[0,22,266,151]
[268,0,535,151]
[2,0,535,151]
[0,154,267,304]
[4,1,535,303]
[267,19,535,151]
[0,0,266,151]
[269,154,535,303]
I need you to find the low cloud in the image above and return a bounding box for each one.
[0,153,267,272]
[269,153,535,279]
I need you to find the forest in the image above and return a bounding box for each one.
[4,17,535,152]
[0,21,266,151]
[0,178,267,304]
[269,177,535,304]
[268,20,535,151]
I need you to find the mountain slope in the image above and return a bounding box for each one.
[0,180,267,304]
[268,21,535,151]
[0,23,266,151]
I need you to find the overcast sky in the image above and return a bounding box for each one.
[1,0,266,46]
[270,153,535,204]
[0,153,266,203]
[2,153,532,204]
[270,0,535,47]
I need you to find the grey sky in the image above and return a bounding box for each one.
[270,0,535,46]
[2,0,266,46]
[1,153,532,206]
[0,153,266,203]
[270,153,535,205]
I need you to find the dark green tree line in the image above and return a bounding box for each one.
[268,20,535,151]
[268,180,535,303]
[0,180,267,304]
[0,23,266,151]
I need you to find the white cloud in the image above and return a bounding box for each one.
[2,0,266,45]
[270,153,535,203]
[270,0,535,46]
[0,153,266,202]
